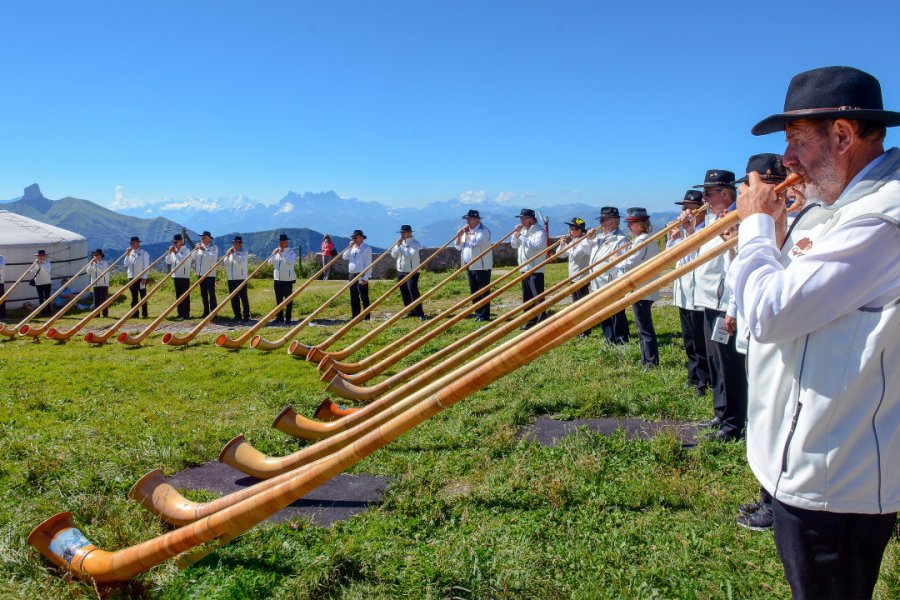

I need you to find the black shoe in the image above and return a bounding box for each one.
[418,315,427,321]
[695,387,708,397]
[738,502,761,515]
[736,508,773,531]
[698,416,721,429]
[474,316,490,322]
[700,428,742,442]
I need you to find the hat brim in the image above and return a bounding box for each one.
[691,183,736,189]
[751,108,900,136]
[625,217,649,222]
[564,221,586,228]
[674,201,703,206]
[733,175,788,185]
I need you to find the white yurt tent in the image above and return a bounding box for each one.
[0,210,89,312]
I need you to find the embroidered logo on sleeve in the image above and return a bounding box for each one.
[790,237,814,257]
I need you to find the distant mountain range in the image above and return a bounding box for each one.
[116,190,681,247]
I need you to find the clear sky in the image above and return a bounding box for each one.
[1,0,898,212]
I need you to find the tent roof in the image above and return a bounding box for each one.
[0,210,86,245]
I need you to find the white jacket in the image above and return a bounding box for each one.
[589,229,628,292]
[342,243,373,282]
[165,246,193,278]
[510,224,548,274]
[617,233,659,302]
[194,244,219,278]
[125,248,150,279]
[34,261,52,286]
[729,147,900,514]
[454,224,493,270]
[685,213,730,312]
[86,259,110,287]
[391,238,422,273]
[224,250,249,280]
[559,236,592,281]
[268,249,297,282]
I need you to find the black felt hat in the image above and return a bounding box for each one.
[232,235,243,243]
[173,233,183,242]
[35,249,46,256]
[91,248,104,257]
[625,207,649,221]
[517,208,536,219]
[692,169,736,190]
[676,190,704,206]
[735,153,788,185]
[278,233,290,242]
[752,66,900,136]
[597,207,620,220]
[130,236,141,243]
[201,231,212,238]
[398,225,413,233]
[564,217,587,230]
[462,209,481,219]
[351,229,367,239]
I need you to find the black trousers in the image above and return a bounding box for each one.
[93,286,109,317]
[678,307,710,392]
[601,309,629,344]
[173,277,190,318]
[702,308,747,436]
[467,269,491,320]
[631,300,658,366]
[36,283,52,314]
[772,497,896,600]
[273,280,294,322]
[349,280,370,319]
[521,272,545,327]
[0,283,6,318]
[397,272,425,317]
[199,277,217,316]
[228,279,250,320]
[129,280,148,317]
[570,282,592,335]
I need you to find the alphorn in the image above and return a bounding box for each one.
[319,203,709,383]
[47,253,168,342]
[162,250,277,346]
[0,259,91,338]
[249,239,403,351]
[295,228,516,360]
[214,246,350,349]
[0,259,38,325]
[29,172,777,582]
[83,248,199,345]
[118,253,228,346]
[18,250,129,339]
[130,233,739,533]
[273,232,458,353]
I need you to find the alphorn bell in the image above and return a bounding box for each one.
[214,246,349,349]
[162,250,277,346]
[0,258,92,338]
[30,172,784,582]
[320,203,709,387]
[249,238,403,351]
[0,259,38,330]
[18,250,129,339]
[295,228,516,361]
[47,253,168,342]
[118,253,229,346]
[276,231,459,354]
[83,248,199,345]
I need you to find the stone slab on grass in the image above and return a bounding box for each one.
[522,416,700,448]
[166,461,390,526]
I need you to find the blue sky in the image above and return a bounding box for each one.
[1,0,898,213]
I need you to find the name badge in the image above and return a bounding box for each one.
[710,316,731,345]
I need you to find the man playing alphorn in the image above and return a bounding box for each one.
[454,209,492,322]
[223,235,250,322]
[124,236,150,318]
[390,225,425,320]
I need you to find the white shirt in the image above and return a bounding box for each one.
[617,232,659,302]
[342,243,373,282]
[194,243,219,278]
[390,237,422,273]
[267,248,297,282]
[86,259,110,287]
[559,236,593,281]
[510,224,548,274]
[589,229,629,291]
[165,246,192,278]
[454,223,493,270]
[34,260,52,286]
[224,249,249,280]
[125,248,150,279]
[681,213,731,311]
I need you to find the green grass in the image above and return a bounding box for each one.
[0,265,896,598]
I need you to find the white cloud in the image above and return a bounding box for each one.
[274,201,295,216]
[459,190,487,204]
[160,198,222,211]
[109,185,148,210]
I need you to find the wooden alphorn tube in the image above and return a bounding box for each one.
[326,205,705,386]
[26,199,753,583]
[248,239,403,351]
[161,251,277,346]
[295,228,516,361]
[47,253,168,341]
[284,232,458,353]
[214,246,349,349]
[139,235,737,535]
[1,259,91,338]
[18,250,128,339]
[0,259,38,330]
[118,254,228,346]
[83,248,198,345]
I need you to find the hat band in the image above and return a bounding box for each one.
[784,106,866,115]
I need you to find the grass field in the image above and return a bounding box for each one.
[0,264,897,599]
